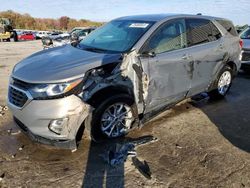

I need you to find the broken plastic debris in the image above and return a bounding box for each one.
[101,135,158,166]
[0,173,5,181]
[18,145,24,151]
[11,130,21,135]
[175,143,183,149]
[130,135,158,146]
[100,143,136,166]
[11,154,16,158]
[71,148,77,153]
[132,156,151,179]
[3,106,8,111]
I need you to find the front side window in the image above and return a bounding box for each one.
[186,18,221,47]
[79,20,154,53]
[144,19,187,54]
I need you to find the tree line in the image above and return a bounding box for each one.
[0,10,103,31]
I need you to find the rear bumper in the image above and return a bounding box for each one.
[240,50,250,69]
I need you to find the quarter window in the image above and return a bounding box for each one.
[144,19,187,54]
[186,18,222,47]
[216,19,238,36]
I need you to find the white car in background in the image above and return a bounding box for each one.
[36,31,50,39]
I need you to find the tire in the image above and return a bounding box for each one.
[13,31,18,42]
[85,94,136,142]
[208,65,233,99]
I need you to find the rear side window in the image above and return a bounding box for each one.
[186,18,222,47]
[216,19,238,36]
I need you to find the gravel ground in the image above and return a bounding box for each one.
[0,41,250,188]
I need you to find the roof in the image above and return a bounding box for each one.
[114,13,224,22]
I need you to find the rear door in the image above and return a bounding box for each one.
[185,18,225,96]
[139,18,193,113]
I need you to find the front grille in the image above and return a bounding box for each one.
[9,86,28,107]
[12,77,32,90]
[242,52,250,61]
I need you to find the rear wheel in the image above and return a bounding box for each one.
[85,94,136,142]
[208,65,233,99]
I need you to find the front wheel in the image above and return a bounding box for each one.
[85,94,136,142]
[208,65,233,99]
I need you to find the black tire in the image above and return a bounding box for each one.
[85,94,136,142]
[13,31,18,42]
[208,65,233,99]
[6,38,10,42]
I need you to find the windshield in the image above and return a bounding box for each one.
[240,27,250,39]
[78,20,155,53]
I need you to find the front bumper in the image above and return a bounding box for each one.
[8,93,91,150]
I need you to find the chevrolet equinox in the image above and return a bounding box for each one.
[8,14,241,150]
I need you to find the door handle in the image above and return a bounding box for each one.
[182,54,192,60]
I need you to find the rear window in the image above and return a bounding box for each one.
[216,19,238,36]
[186,18,222,47]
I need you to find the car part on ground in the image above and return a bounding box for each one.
[100,135,157,166]
[132,157,152,179]
[8,14,241,150]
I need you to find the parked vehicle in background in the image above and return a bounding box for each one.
[42,27,96,49]
[36,31,49,39]
[8,14,241,150]
[239,26,250,72]
[18,32,35,40]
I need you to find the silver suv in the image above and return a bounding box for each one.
[8,14,241,150]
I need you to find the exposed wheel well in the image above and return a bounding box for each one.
[226,61,237,77]
[86,85,134,108]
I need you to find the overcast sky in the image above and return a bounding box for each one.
[0,0,249,25]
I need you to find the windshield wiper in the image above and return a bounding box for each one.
[83,47,108,53]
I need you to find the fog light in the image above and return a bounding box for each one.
[49,118,68,135]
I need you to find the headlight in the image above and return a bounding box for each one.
[29,78,83,99]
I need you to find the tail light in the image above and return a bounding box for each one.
[239,39,243,49]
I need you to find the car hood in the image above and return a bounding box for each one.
[242,39,250,50]
[12,44,122,83]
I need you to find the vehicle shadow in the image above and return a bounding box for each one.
[81,140,125,188]
[189,74,250,153]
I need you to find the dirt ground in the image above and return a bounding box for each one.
[0,41,250,188]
